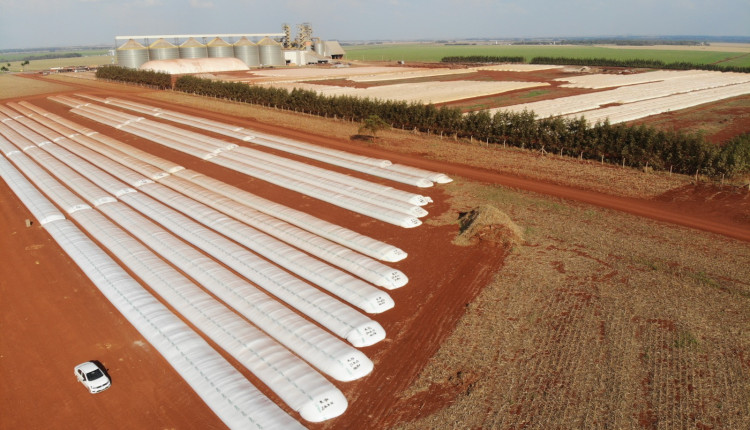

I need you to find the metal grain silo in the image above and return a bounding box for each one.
[314,40,325,56]
[116,39,150,69]
[207,37,234,58]
[148,38,179,60]
[179,37,207,59]
[233,37,260,67]
[257,37,285,66]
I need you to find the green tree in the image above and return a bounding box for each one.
[358,114,390,141]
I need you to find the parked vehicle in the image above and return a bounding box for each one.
[74,361,111,393]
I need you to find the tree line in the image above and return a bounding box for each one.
[438,55,749,73]
[96,67,750,178]
[96,65,172,90]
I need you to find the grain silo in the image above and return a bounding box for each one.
[233,37,260,67]
[257,37,285,66]
[179,37,208,59]
[116,39,150,69]
[148,38,179,60]
[207,37,234,58]
[314,40,325,56]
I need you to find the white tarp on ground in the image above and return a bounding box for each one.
[0,132,347,422]
[492,70,750,119]
[0,141,304,430]
[16,101,409,262]
[140,57,250,74]
[1,112,386,349]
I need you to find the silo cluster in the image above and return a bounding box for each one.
[116,36,287,69]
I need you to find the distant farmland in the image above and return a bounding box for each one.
[343,43,750,67]
[0,49,112,72]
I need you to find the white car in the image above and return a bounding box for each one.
[74,361,111,394]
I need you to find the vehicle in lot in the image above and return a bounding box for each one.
[74,361,111,393]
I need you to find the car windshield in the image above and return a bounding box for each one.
[86,369,104,380]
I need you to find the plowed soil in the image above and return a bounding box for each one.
[1,74,748,430]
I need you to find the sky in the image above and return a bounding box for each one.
[0,0,748,50]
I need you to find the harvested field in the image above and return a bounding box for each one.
[564,81,750,124]
[476,64,565,72]
[0,74,73,99]
[555,70,709,89]
[210,63,750,132]
[495,70,750,122]
[3,73,748,430]
[263,80,550,104]
[240,66,429,82]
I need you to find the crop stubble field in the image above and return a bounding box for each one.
[1,72,749,429]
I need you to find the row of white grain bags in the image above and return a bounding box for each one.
[69,97,428,218]
[77,94,453,186]
[15,103,400,308]
[52,96,424,229]
[0,108,386,348]
[493,70,750,118]
[63,95,430,212]
[4,109,393,318]
[15,104,408,291]
[0,140,307,429]
[16,101,408,265]
[563,81,750,125]
[0,114,385,421]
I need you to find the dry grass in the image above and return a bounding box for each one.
[395,179,750,429]
[453,205,524,249]
[0,74,73,99]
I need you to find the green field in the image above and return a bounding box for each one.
[343,44,750,66]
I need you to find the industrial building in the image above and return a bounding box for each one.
[115,27,345,74]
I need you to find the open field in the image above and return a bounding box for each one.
[0,74,73,99]
[215,64,750,135]
[1,54,113,72]
[344,43,750,67]
[1,74,749,429]
[262,80,550,104]
[0,49,109,62]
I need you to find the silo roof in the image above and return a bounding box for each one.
[207,37,231,47]
[324,40,346,56]
[257,37,280,46]
[234,37,256,46]
[149,38,177,49]
[118,39,147,50]
[180,37,206,48]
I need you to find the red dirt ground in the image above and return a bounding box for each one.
[1,75,749,429]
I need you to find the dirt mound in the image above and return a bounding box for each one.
[454,205,523,248]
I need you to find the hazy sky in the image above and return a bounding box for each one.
[0,0,748,49]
